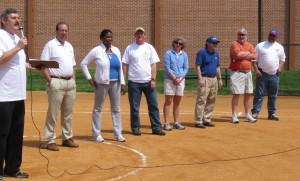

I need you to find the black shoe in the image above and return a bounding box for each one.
[4,171,29,179]
[195,123,206,128]
[268,114,279,121]
[252,114,258,120]
[132,129,141,136]
[152,129,166,136]
[203,122,215,127]
[251,109,259,119]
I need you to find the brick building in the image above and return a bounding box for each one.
[1,0,299,70]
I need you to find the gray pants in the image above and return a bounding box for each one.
[92,81,122,137]
[44,78,76,144]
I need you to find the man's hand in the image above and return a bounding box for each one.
[17,37,27,49]
[150,80,156,90]
[256,69,262,78]
[198,78,205,88]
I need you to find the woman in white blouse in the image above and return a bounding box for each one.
[80,29,126,142]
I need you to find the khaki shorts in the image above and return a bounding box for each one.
[230,71,253,94]
[164,79,185,96]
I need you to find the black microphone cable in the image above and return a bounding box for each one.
[28,68,61,178]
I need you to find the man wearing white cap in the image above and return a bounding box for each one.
[252,29,286,121]
[122,27,165,136]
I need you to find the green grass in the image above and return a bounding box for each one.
[272,70,300,95]
[27,68,300,95]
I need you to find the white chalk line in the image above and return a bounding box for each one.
[26,109,300,118]
[102,142,147,181]
[23,136,147,180]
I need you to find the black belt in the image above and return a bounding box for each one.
[51,76,72,80]
[202,74,216,78]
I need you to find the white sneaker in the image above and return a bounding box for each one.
[244,114,257,123]
[94,135,104,143]
[173,122,185,130]
[231,116,239,124]
[114,135,126,142]
[163,123,172,131]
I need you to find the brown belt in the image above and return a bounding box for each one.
[51,76,72,80]
[202,74,216,78]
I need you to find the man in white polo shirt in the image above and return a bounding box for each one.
[122,27,165,136]
[0,8,29,179]
[252,29,286,121]
[39,22,78,151]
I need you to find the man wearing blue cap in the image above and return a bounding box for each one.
[194,36,223,128]
[252,29,286,121]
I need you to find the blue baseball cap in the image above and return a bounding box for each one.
[206,36,220,43]
[269,29,279,37]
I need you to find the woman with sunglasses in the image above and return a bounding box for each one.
[163,37,189,131]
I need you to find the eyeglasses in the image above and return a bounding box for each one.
[212,42,219,45]
[238,34,246,37]
[175,42,183,46]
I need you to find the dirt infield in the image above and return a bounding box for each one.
[6,91,300,181]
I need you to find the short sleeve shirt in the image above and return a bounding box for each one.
[195,48,220,76]
[122,42,160,83]
[255,41,286,75]
[0,29,27,101]
[40,38,76,77]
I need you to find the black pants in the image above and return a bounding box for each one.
[0,100,25,175]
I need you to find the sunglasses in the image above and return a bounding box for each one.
[238,34,246,37]
[175,42,183,46]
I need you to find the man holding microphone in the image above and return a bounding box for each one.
[0,8,29,180]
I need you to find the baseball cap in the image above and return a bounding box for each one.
[206,36,220,43]
[237,27,248,35]
[135,27,145,33]
[269,29,279,37]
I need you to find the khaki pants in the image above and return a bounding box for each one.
[194,77,218,124]
[44,78,76,144]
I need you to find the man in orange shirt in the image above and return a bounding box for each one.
[229,27,257,124]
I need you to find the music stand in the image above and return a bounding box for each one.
[29,59,59,68]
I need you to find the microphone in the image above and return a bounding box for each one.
[19,26,24,38]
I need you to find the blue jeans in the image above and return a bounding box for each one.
[128,81,162,131]
[252,71,279,115]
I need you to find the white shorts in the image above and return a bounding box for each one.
[164,79,185,96]
[230,71,253,94]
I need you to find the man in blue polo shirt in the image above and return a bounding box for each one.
[194,36,223,128]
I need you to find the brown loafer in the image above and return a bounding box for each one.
[195,123,206,128]
[46,143,59,151]
[62,138,79,148]
[203,122,215,127]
